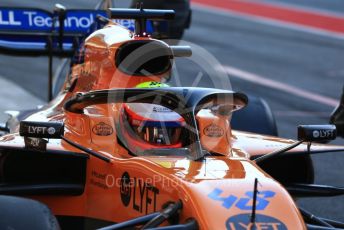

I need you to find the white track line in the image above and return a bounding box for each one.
[220,65,339,108]
[273,111,330,117]
[192,3,344,41]
[241,0,344,18]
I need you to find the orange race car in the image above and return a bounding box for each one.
[0,2,344,230]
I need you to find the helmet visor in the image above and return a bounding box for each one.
[134,122,182,145]
[124,103,184,146]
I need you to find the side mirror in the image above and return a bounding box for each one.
[330,86,344,137]
[298,125,336,142]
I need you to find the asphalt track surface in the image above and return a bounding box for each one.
[1,0,344,224]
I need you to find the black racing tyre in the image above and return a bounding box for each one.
[231,95,278,136]
[330,86,344,137]
[0,195,60,230]
[236,96,314,186]
[131,0,191,39]
[256,154,315,186]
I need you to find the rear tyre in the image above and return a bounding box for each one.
[0,195,60,230]
[256,154,315,186]
[330,86,344,137]
[235,96,314,186]
[231,95,278,136]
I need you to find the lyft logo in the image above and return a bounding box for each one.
[312,130,335,139]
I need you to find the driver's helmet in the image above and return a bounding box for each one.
[120,82,184,151]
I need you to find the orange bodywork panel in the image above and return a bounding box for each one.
[3,21,339,230]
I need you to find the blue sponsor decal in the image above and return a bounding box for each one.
[226,213,287,230]
[0,8,107,33]
[63,10,107,33]
[0,7,159,52]
[113,19,135,32]
[113,19,153,33]
[208,188,276,211]
[0,8,154,34]
[0,8,52,32]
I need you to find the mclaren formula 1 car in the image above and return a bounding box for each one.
[0,2,344,230]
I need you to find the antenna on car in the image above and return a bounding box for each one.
[250,178,259,224]
[108,7,175,37]
[54,4,67,50]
